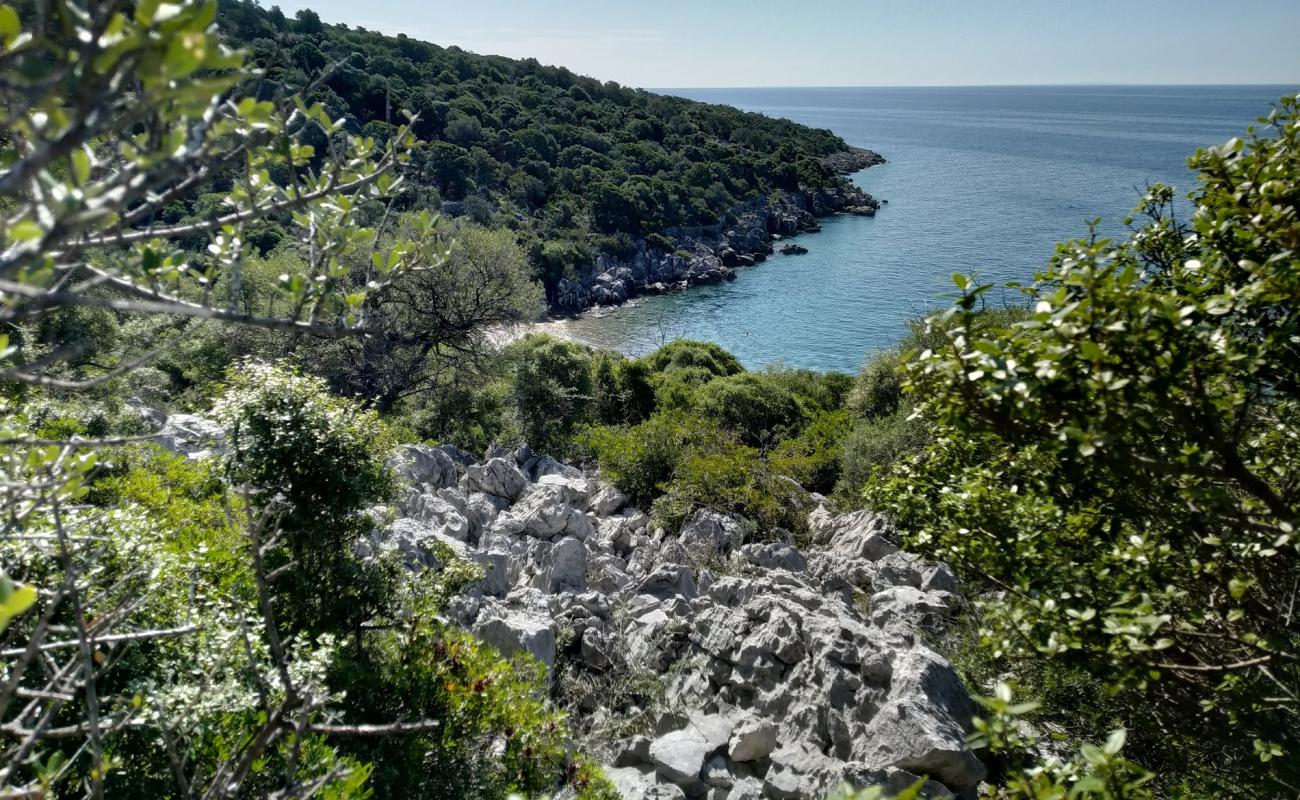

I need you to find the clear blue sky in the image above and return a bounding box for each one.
[270,0,1300,89]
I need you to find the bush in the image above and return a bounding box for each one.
[584,411,729,506]
[847,348,905,420]
[503,334,594,455]
[835,409,930,503]
[693,372,805,446]
[652,442,811,536]
[214,361,397,636]
[770,409,852,495]
[640,339,743,378]
[865,98,1300,793]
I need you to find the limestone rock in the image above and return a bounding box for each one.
[649,714,735,790]
[156,414,225,458]
[678,508,751,558]
[389,444,456,490]
[728,718,778,762]
[461,457,527,502]
[473,607,556,670]
[739,542,807,573]
[588,483,630,516]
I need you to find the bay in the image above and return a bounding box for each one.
[547,85,1297,373]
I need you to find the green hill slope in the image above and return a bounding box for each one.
[216,0,883,309]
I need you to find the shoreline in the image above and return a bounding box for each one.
[547,147,887,315]
[497,178,885,353]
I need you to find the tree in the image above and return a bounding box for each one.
[866,96,1300,794]
[0,1,437,795]
[309,221,543,411]
[503,334,593,455]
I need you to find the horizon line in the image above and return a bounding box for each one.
[648,81,1300,91]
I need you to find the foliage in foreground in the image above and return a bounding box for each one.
[0,0,609,794]
[866,96,1300,795]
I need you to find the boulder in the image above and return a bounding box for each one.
[436,443,476,466]
[728,718,778,762]
[473,608,557,670]
[389,444,456,490]
[588,483,630,516]
[857,647,984,789]
[678,508,751,558]
[613,735,654,768]
[155,414,224,458]
[739,542,807,573]
[604,767,679,800]
[650,729,712,789]
[505,483,578,538]
[538,536,587,594]
[461,457,527,502]
[702,753,733,788]
[649,715,733,790]
[636,564,698,600]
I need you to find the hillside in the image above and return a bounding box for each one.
[215,0,883,309]
[4,2,1296,797]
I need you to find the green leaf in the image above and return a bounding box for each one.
[0,4,18,47]
[9,219,41,242]
[134,0,160,24]
[952,273,969,291]
[0,579,37,634]
[71,147,91,185]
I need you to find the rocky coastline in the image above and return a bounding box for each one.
[551,148,886,313]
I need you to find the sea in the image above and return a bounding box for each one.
[544,84,1297,374]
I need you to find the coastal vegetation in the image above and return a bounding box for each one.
[214,0,867,307]
[0,0,1296,798]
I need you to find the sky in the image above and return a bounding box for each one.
[269,0,1300,89]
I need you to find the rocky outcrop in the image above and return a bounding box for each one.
[550,150,884,313]
[154,413,225,459]
[373,444,984,799]
[821,147,886,175]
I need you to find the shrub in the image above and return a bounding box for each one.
[336,564,575,800]
[584,411,729,506]
[770,409,852,495]
[640,339,743,378]
[652,443,811,535]
[865,98,1300,793]
[835,409,930,504]
[503,334,595,455]
[693,372,805,446]
[214,361,397,636]
[847,348,905,420]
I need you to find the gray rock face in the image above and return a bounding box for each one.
[389,444,457,491]
[462,457,527,502]
[473,604,557,670]
[739,542,807,573]
[729,718,778,762]
[678,508,751,559]
[374,444,983,799]
[156,413,225,458]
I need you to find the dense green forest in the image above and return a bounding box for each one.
[212,0,870,304]
[1,1,1297,798]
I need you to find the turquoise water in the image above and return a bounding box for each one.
[551,85,1298,373]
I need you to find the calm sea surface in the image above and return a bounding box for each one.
[549,85,1298,374]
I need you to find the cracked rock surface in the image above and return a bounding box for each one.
[370,444,984,799]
